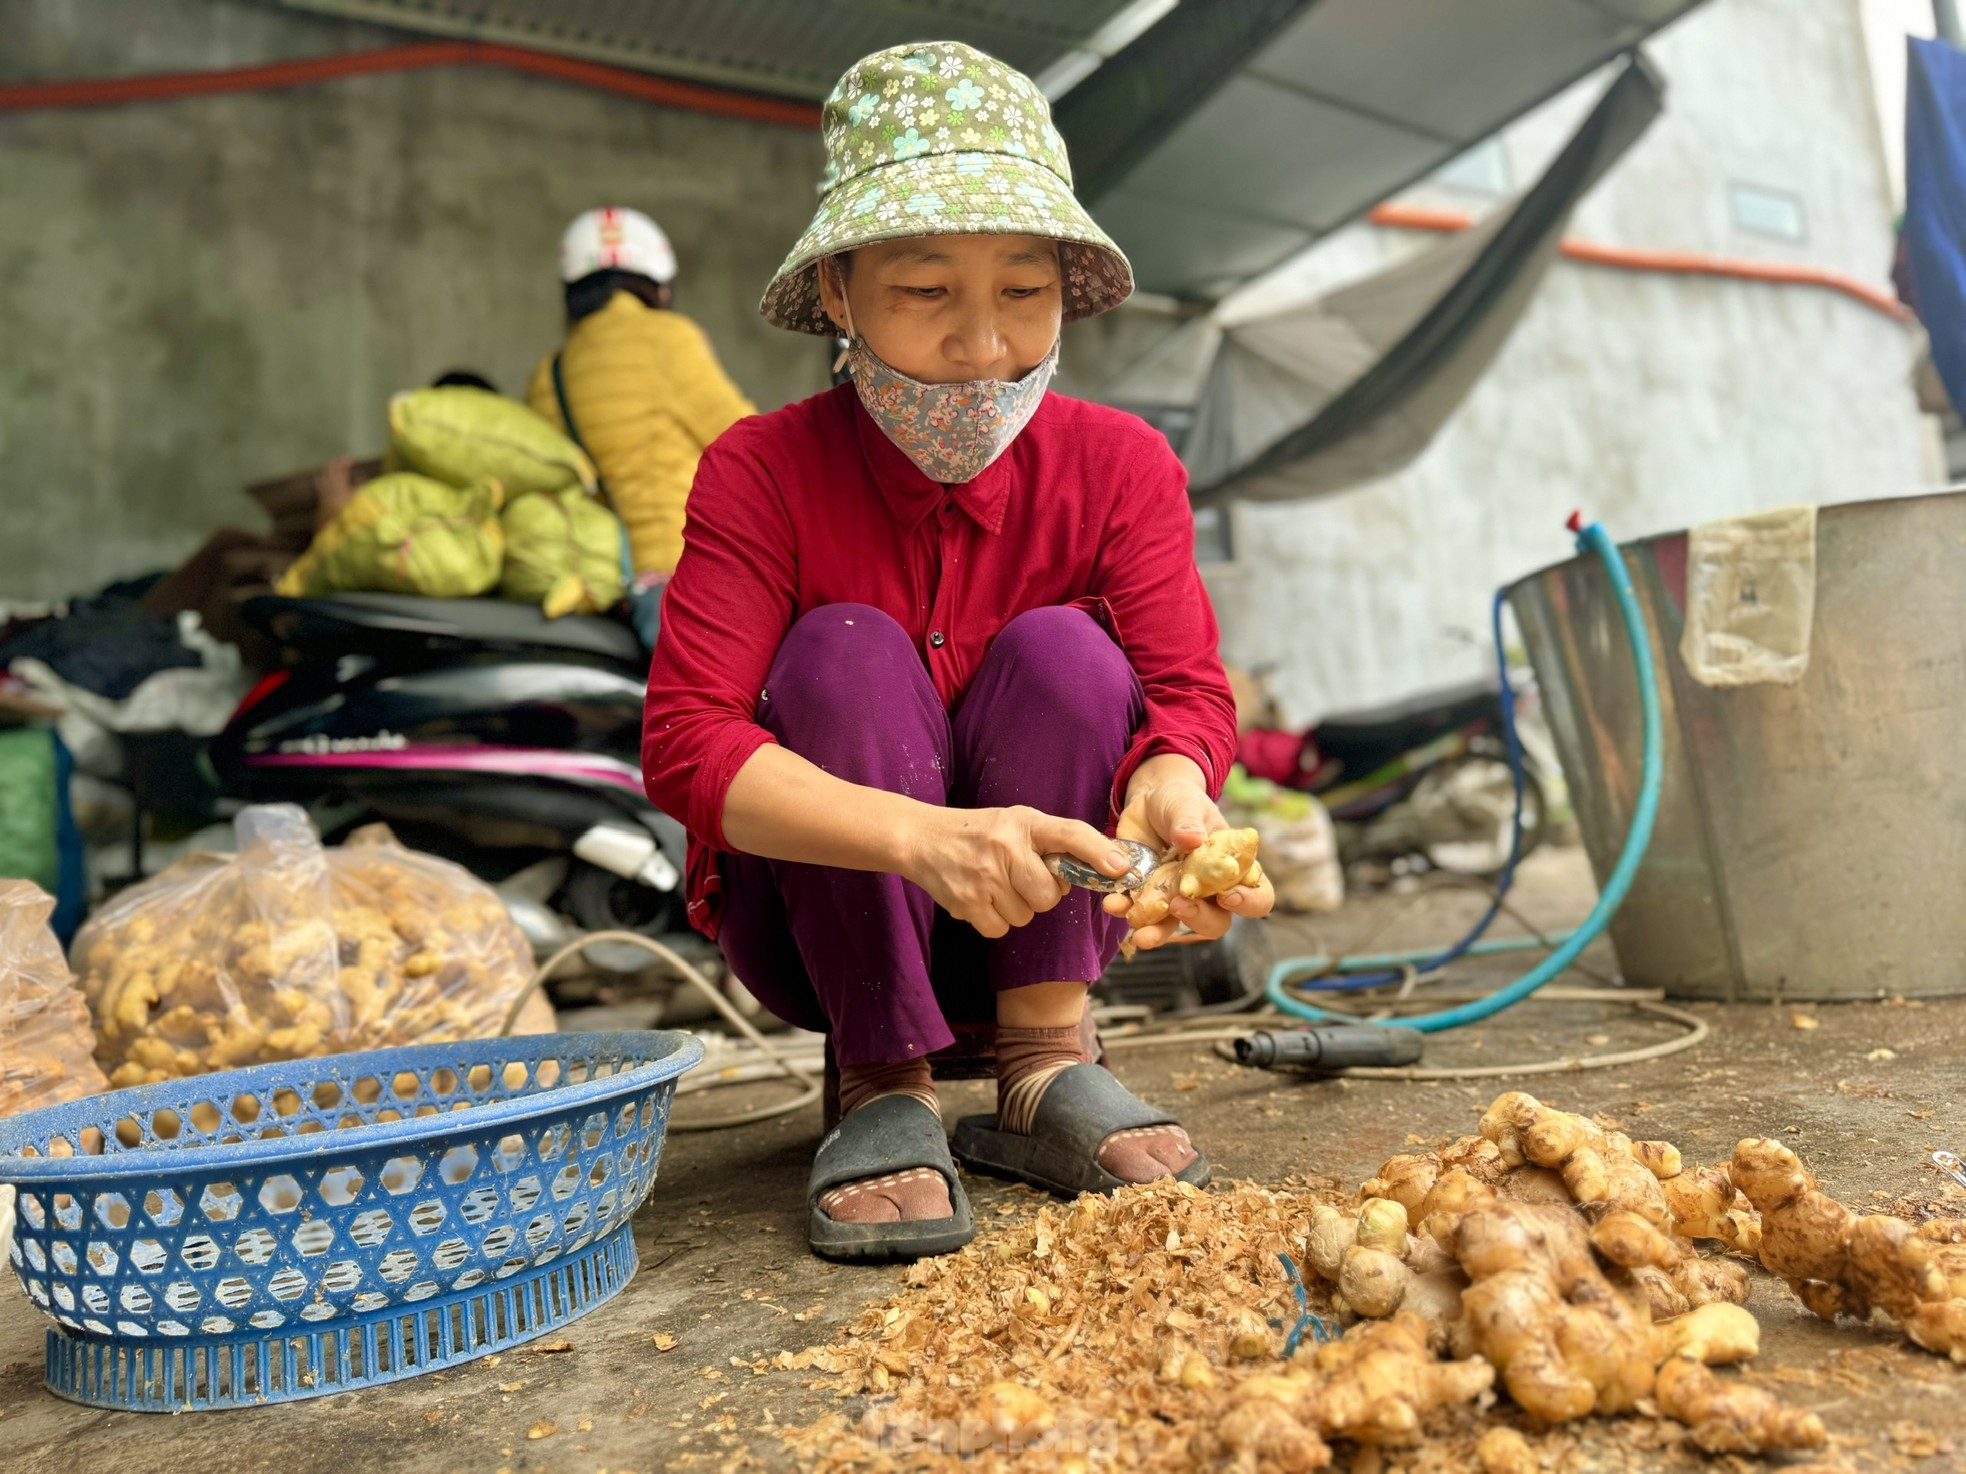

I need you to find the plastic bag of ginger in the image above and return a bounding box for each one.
[73,804,543,1089]
[1,880,109,1117]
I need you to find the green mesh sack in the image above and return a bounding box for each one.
[388,386,596,497]
[277,473,505,599]
[499,488,626,618]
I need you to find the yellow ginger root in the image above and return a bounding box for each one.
[1304,1201,1472,1351]
[1659,1161,1763,1256]
[1206,1311,1493,1470]
[1471,1093,1750,1318]
[1123,827,1262,930]
[1654,1302,1760,1365]
[1309,1310,1494,1443]
[1432,1200,1657,1422]
[1178,826,1261,899]
[1367,1095,1750,1322]
[1730,1137,1966,1360]
[1363,1135,1570,1231]
[1475,1427,1539,1474]
[1652,1357,1827,1454]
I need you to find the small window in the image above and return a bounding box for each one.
[1729,183,1806,241]
[1430,139,1511,197]
[1193,503,1234,564]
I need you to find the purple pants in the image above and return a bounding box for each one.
[718,604,1143,1069]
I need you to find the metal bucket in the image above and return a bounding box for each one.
[1507,491,1966,1001]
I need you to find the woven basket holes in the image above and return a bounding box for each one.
[381,1155,424,1195]
[95,1192,132,1230]
[348,1209,394,1248]
[214,1275,254,1310]
[319,1165,366,1206]
[198,1181,243,1222]
[437,1144,479,1185]
[377,1248,420,1284]
[458,1187,500,1225]
[407,1199,447,1236]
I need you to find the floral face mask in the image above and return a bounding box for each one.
[840,314,1059,484]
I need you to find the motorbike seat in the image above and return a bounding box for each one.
[1312,677,1501,757]
[241,593,645,664]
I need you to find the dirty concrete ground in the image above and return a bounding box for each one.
[4,846,1966,1471]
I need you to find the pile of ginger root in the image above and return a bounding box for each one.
[1273,1091,1866,1465]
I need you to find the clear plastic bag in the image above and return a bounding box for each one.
[1221,767,1345,915]
[1,880,109,1117]
[73,805,541,1088]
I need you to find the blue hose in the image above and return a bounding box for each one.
[1263,518,1663,1034]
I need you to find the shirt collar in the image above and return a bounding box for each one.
[846,388,1014,536]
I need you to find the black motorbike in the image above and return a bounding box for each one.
[207,592,688,940]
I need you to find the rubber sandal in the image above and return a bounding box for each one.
[950,1063,1212,1198]
[806,1094,976,1263]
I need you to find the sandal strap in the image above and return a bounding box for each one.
[807,1094,959,1203]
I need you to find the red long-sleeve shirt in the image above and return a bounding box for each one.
[642,382,1238,937]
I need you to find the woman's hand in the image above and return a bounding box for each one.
[1102,755,1276,949]
[903,805,1133,939]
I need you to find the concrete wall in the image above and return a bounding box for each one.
[1164,0,1937,725]
[0,0,833,600]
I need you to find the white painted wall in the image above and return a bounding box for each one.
[1858,0,1938,208]
[1186,0,1937,727]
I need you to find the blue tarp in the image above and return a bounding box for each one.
[1905,37,1966,416]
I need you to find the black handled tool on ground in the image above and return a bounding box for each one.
[1234,1025,1425,1072]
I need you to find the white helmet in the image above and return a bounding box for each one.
[559,207,677,284]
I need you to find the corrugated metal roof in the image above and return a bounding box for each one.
[261,0,1707,300]
[1069,0,1708,298]
[265,0,1141,99]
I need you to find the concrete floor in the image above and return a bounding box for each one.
[4,847,1965,1471]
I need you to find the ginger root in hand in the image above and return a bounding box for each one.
[1123,827,1262,930]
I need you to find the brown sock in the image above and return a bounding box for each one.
[994,1024,1092,1135]
[995,1024,1200,1185]
[818,1057,953,1224]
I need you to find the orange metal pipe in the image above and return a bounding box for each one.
[0,40,820,128]
[1365,201,1908,321]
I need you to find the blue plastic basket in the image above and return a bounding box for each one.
[0,1029,703,1411]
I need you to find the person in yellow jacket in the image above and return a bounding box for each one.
[527,208,756,608]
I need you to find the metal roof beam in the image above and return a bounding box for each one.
[1053,0,1320,203]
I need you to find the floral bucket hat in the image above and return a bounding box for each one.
[760,40,1134,335]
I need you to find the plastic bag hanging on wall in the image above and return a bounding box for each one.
[1678,505,1817,688]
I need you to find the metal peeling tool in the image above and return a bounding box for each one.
[1045,838,1159,893]
[1934,1151,1966,1191]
